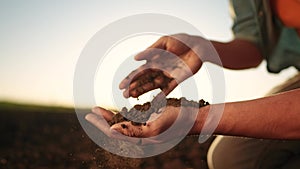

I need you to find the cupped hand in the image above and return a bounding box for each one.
[85,105,206,145]
[119,34,208,98]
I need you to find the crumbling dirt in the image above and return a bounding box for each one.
[108,97,209,126]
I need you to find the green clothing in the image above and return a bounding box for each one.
[230,0,300,73]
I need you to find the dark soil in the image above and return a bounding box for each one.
[109,97,209,126]
[0,102,214,169]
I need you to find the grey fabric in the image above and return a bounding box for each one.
[230,0,300,73]
[208,136,300,169]
[207,72,300,169]
[207,1,300,168]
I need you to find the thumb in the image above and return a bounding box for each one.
[135,37,166,61]
[161,79,178,96]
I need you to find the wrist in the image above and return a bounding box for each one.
[189,103,232,136]
[193,37,216,63]
[213,103,235,136]
[189,105,210,135]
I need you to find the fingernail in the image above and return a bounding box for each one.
[85,113,93,122]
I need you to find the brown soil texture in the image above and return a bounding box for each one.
[109,97,209,126]
[128,70,173,96]
[0,102,214,169]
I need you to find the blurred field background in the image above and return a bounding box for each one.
[0,102,214,169]
[1,0,298,168]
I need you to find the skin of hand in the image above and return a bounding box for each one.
[119,33,263,98]
[86,105,208,145]
[86,88,300,145]
[119,33,206,98]
[86,34,276,144]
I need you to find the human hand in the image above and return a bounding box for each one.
[120,34,209,98]
[85,105,207,145]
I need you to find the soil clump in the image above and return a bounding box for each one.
[108,97,209,126]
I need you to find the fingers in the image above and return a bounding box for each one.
[111,121,144,137]
[134,48,162,61]
[123,78,162,98]
[86,107,164,145]
[110,127,163,145]
[85,106,183,145]
[86,113,143,144]
[85,113,112,136]
[122,71,174,98]
[161,79,178,96]
[92,106,114,121]
[134,37,167,61]
[119,65,151,90]
[110,121,165,145]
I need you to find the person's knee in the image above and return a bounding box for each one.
[207,136,233,169]
[207,136,258,169]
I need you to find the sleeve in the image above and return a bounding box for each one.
[229,0,261,46]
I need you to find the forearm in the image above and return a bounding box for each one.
[194,88,300,139]
[203,39,263,69]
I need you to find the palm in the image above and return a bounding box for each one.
[119,34,203,98]
[85,105,200,145]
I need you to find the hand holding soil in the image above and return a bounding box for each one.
[119,34,206,98]
[85,97,209,145]
[86,34,212,145]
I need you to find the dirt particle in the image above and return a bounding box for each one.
[121,124,127,129]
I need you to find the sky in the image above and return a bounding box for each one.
[0,0,297,108]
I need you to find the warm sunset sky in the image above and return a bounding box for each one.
[0,0,297,108]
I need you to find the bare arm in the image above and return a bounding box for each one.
[193,88,300,139]
[120,34,264,98]
[210,39,263,69]
[86,89,300,144]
